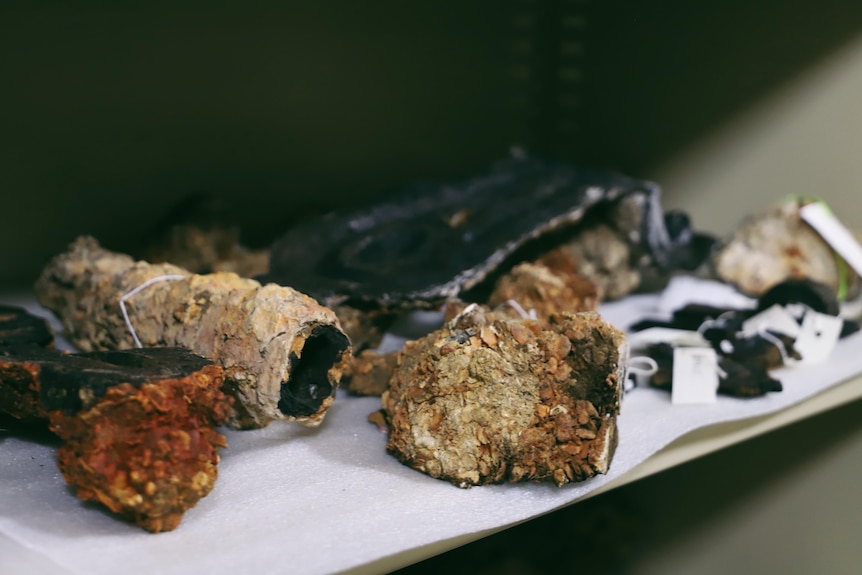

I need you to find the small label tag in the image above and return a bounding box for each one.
[800,202,862,277]
[741,304,801,338]
[672,347,719,404]
[794,310,843,364]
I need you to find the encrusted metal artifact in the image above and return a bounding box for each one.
[487,248,600,320]
[0,305,57,421]
[645,343,783,398]
[381,305,627,487]
[142,192,270,278]
[0,324,231,533]
[343,349,400,396]
[0,304,54,349]
[35,236,351,429]
[714,198,861,298]
[264,155,712,309]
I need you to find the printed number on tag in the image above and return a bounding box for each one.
[794,310,843,365]
[672,347,719,405]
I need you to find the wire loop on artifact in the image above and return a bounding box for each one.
[756,325,794,366]
[626,355,658,392]
[120,275,187,348]
[505,299,537,320]
[696,310,736,335]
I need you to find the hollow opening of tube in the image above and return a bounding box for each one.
[278,325,349,417]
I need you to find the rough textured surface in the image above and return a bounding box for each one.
[382,306,627,487]
[141,192,271,279]
[263,155,709,309]
[332,305,397,354]
[51,362,230,533]
[487,249,599,321]
[344,349,400,396]
[0,306,55,421]
[145,223,270,278]
[714,199,861,298]
[0,344,231,532]
[35,236,351,429]
[556,224,642,300]
[0,352,50,422]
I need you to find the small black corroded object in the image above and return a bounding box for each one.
[0,305,54,348]
[263,156,712,308]
[630,304,743,334]
[756,278,840,316]
[646,343,782,398]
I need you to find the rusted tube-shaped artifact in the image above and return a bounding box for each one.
[35,236,351,429]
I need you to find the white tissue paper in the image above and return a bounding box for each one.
[2,280,862,575]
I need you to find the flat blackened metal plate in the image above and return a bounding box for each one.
[263,156,687,308]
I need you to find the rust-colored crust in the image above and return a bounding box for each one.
[0,358,48,422]
[49,364,231,533]
[487,255,599,321]
[343,350,400,396]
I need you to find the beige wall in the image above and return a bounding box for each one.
[655,33,862,235]
[628,32,862,575]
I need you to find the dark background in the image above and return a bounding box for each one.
[2,0,862,285]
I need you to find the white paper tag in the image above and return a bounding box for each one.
[672,347,719,404]
[800,202,862,277]
[628,327,711,350]
[741,304,801,338]
[794,309,843,365]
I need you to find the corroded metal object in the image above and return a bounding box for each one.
[714,199,861,298]
[264,155,712,309]
[646,343,783,398]
[381,305,628,487]
[35,237,351,430]
[0,305,54,349]
[0,319,231,533]
[487,248,600,319]
[0,305,231,533]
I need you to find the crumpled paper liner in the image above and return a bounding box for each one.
[2,288,862,575]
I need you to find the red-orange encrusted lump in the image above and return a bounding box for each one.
[49,364,231,533]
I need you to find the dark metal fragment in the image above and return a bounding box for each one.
[0,345,218,416]
[0,305,54,348]
[646,343,783,398]
[756,278,840,316]
[264,156,713,309]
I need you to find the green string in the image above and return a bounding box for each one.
[788,195,850,301]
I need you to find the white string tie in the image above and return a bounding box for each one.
[506,299,537,320]
[626,355,659,392]
[119,274,186,348]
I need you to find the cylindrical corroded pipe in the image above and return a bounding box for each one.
[35,236,351,429]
